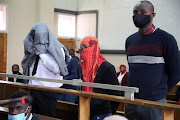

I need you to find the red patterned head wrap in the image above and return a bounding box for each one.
[120,64,126,74]
[79,36,107,92]
[120,65,126,69]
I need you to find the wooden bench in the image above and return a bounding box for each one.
[115,84,180,120]
[167,85,179,101]
[34,114,62,120]
[56,100,125,119]
[56,100,78,120]
[58,99,180,120]
[115,85,180,120]
[0,106,8,120]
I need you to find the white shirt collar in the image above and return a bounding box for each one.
[27,113,33,120]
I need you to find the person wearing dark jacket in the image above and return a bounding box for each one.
[79,36,120,120]
[8,91,40,120]
[125,1,180,120]
[8,64,24,83]
[69,49,79,62]
[69,49,81,79]
[58,56,79,103]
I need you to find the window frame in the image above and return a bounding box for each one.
[54,8,98,39]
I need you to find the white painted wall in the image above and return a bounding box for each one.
[77,0,180,71]
[102,54,128,72]
[53,0,129,71]
[153,0,180,44]
[0,0,55,74]
[5,0,36,74]
[54,0,78,11]
[1,0,179,73]
[35,0,55,33]
[77,0,180,50]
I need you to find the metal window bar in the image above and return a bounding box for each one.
[0,73,139,100]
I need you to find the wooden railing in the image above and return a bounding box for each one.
[0,81,180,120]
[0,73,139,100]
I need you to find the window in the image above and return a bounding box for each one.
[55,9,98,39]
[58,13,76,37]
[0,5,6,31]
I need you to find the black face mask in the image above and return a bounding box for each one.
[70,53,75,57]
[12,71,18,74]
[133,13,151,28]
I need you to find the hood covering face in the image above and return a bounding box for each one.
[22,22,70,76]
[79,36,107,92]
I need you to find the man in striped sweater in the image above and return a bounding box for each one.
[125,1,180,120]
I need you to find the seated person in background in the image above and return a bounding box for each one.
[8,64,24,83]
[104,115,128,120]
[58,46,79,103]
[8,91,40,120]
[79,36,120,120]
[116,65,128,86]
[69,49,79,62]
[69,49,81,79]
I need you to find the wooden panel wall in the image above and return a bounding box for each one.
[57,38,76,51]
[0,33,7,81]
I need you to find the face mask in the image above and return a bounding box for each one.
[80,47,93,69]
[133,13,151,28]
[121,69,126,74]
[12,71,18,74]
[8,106,29,120]
[79,45,94,92]
[70,53,74,57]
[8,113,27,120]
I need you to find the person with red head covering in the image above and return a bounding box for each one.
[79,36,120,120]
[116,64,128,86]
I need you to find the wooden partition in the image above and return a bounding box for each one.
[57,38,76,51]
[0,81,180,120]
[56,100,78,120]
[0,33,7,81]
[167,85,179,100]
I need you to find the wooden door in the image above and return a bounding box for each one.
[0,33,7,80]
[57,38,76,51]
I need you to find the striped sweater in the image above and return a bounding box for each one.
[126,28,180,101]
